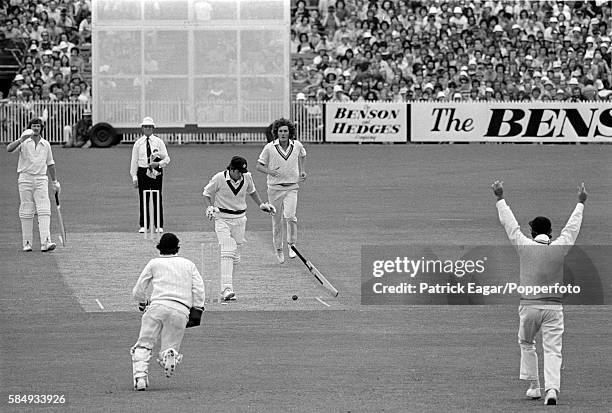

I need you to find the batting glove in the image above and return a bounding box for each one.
[206,206,220,220]
[260,202,276,215]
[137,300,150,312]
[52,180,61,194]
[20,129,34,141]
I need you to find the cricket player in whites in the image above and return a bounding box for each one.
[203,156,275,301]
[256,118,307,263]
[492,180,587,405]
[131,233,205,391]
[6,118,61,252]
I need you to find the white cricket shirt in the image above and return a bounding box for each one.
[257,139,306,187]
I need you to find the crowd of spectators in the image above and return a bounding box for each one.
[0,0,92,104]
[291,0,612,102]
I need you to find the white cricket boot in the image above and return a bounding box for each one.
[161,348,181,378]
[526,387,541,399]
[134,376,148,391]
[23,241,33,252]
[222,287,236,301]
[544,389,558,405]
[288,244,296,259]
[41,238,56,252]
[276,249,285,264]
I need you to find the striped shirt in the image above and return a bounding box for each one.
[497,199,584,305]
[257,139,306,187]
[133,255,205,316]
[203,171,256,218]
[15,137,54,175]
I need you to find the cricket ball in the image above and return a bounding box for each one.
[292,295,298,301]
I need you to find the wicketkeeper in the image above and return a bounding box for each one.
[202,156,275,301]
[6,118,60,252]
[492,180,587,405]
[130,233,205,391]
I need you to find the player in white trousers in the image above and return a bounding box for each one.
[256,118,307,264]
[203,156,275,301]
[131,233,205,391]
[492,180,587,405]
[6,118,61,252]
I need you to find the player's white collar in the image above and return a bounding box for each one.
[533,234,551,244]
[224,170,244,183]
[273,139,293,147]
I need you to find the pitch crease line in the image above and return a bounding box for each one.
[95,299,105,310]
[433,218,473,221]
[315,297,331,307]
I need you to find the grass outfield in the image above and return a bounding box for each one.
[1,144,611,412]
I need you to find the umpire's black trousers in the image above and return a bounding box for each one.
[137,167,164,229]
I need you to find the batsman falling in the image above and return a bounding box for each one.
[202,156,275,302]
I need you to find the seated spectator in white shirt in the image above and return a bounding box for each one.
[449,7,468,31]
[78,13,91,44]
[335,33,353,56]
[315,33,334,52]
[297,33,314,54]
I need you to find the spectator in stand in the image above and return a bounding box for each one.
[2,0,93,107]
[63,108,92,148]
[321,4,340,34]
[291,0,611,102]
[78,12,91,44]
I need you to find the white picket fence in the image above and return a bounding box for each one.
[0,101,324,144]
[1,101,89,143]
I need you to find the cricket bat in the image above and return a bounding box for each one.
[290,245,339,297]
[54,192,66,246]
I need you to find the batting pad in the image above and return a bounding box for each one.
[20,218,33,244]
[33,192,51,216]
[219,236,237,289]
[19,202,35,219]
[131,346,151,379]
[38,215,51,241]
[233,246,241,265]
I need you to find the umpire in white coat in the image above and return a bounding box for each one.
[130,117,170,233]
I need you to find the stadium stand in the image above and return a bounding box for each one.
[0,0,92,103]
[290,0,612,102]
[2,0,611,109]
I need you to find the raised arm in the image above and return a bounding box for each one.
[492,180,529,246]
[554,183,586,246]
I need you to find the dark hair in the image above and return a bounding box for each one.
[156,233,180,255]
[529,216,552,237]
[29,118,44,127]
[272,118,296,140]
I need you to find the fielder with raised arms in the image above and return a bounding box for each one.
[256,118,307,264]
[6,118,61,252]
[492,180,587,406]
[203,156,275,301]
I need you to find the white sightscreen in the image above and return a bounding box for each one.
[92,0,290,128]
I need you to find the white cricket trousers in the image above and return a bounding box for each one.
[267,187,298,250]
[18,174,52,245]
[131,303,188,382]
[215,216,246,290]
[518,305,564,392]
[134,303,188,353]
